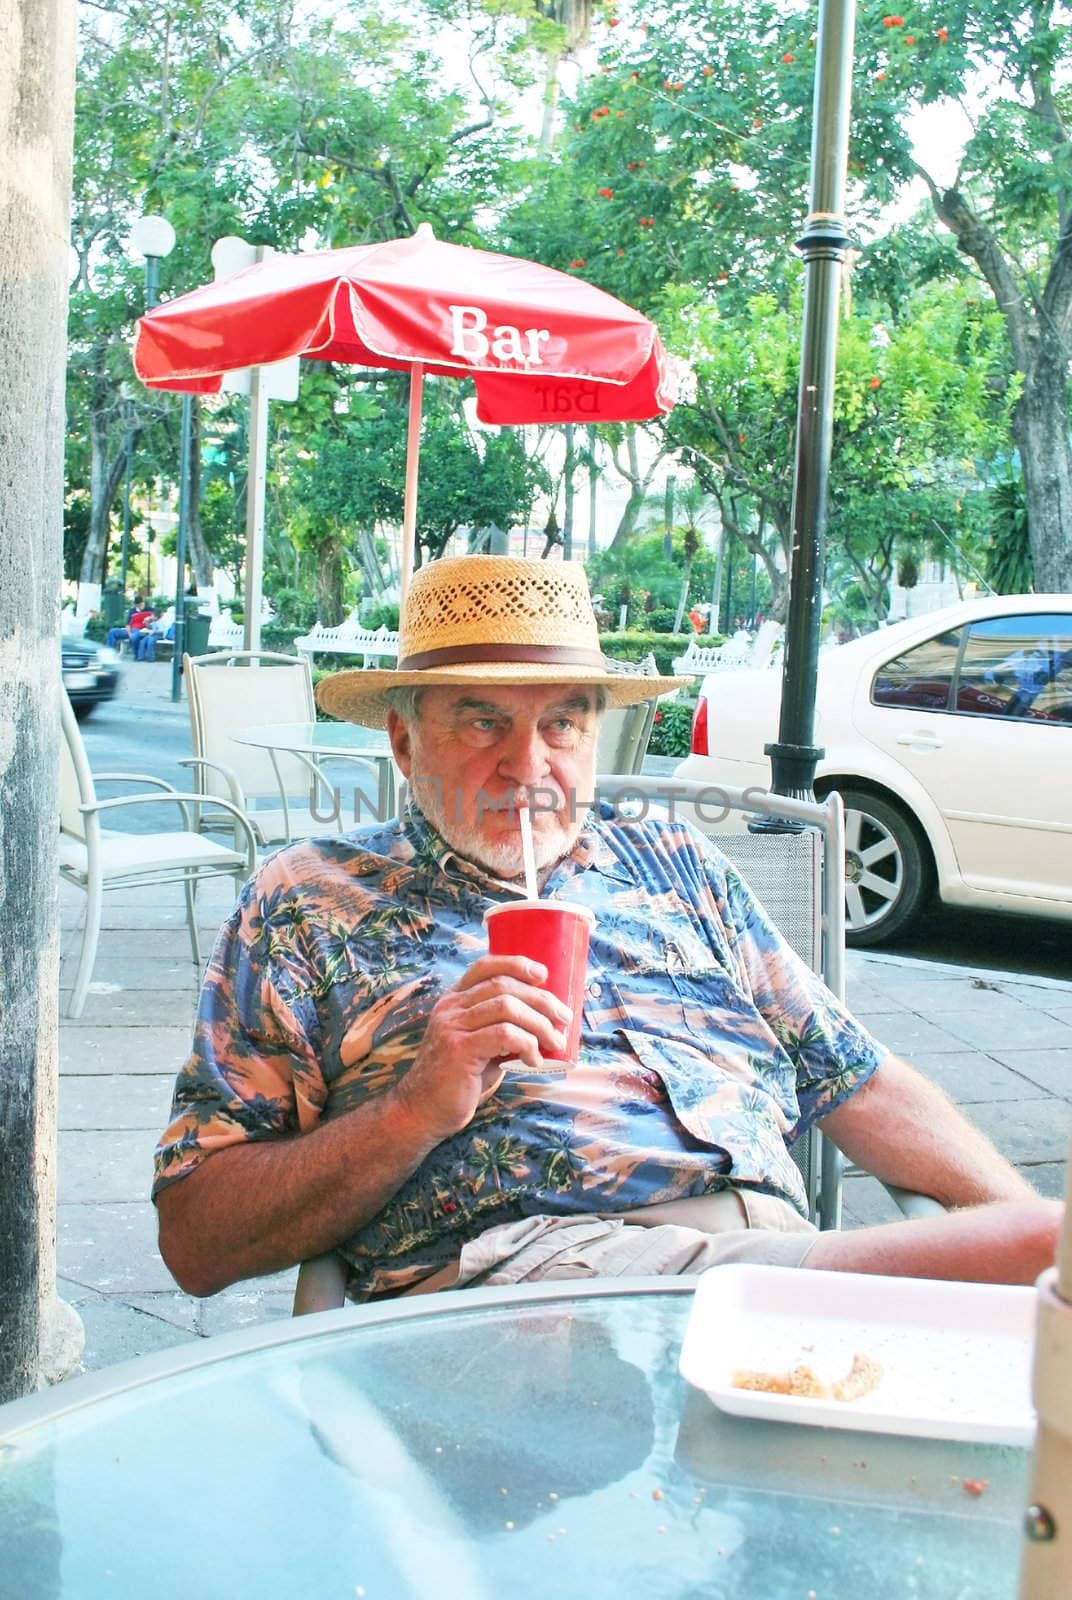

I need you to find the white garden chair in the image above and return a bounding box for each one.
[59,689,256,1019]
[596,653,661,774]
[183,650,381,846]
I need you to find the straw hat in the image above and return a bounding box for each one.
[315,555,691,728]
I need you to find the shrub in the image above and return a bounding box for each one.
[261,624,306,655]
[268,586,318,630]
[362,600,400,630]
[647,700,696,758]
[599,631,722,677]
[82,611,107,642]
[644,606,680,634]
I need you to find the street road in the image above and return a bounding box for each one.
[80,683,1070,982]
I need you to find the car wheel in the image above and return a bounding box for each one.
[832,788,932,947]
[72,702,95,722]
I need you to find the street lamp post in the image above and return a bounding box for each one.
[130,214,192,703]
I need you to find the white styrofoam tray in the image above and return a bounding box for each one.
[678,1264,1036,1445]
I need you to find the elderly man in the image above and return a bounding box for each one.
[154,556,1059,1301]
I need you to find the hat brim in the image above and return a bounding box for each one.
[315,661,693,729]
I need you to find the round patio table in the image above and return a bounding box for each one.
[0,1281,1029,1598]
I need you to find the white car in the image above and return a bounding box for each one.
[674,593,1072,945]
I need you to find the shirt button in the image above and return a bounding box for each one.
[587,982,601,999]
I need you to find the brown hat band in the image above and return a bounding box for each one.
[397,642,609,671]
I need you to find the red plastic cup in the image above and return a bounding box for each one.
[483,900,595,1073]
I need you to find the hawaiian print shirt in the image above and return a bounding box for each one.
[153,802,887,1300]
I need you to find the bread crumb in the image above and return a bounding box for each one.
[732,1351,883,1404]
[833,1354,883,1403]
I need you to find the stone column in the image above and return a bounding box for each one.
[0,0,80,1400]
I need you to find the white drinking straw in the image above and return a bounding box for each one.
[518,792,539,900]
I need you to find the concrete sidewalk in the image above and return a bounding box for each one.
[56,871,1072,1375]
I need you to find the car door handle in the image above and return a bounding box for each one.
[895,732,944,750]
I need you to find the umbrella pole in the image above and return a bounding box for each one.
[400,363,424,601]
[765,0,857,801]
[1019,1161,1072,1597]
[244,362,269,654]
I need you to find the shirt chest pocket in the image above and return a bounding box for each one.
[588,940,735,1035]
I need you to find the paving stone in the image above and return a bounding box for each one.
[985,1050,1072,1100]
[122,1291,204,1335]
[57,1202,175,1294]
[61,1026,193,1076]
[959,1098,1072,1166]
[59,952,200,989]
[931,1005,1072,1052]
[198,1285,298,1337]
[60,927,196,959]
[76,1297,201,1371]
[62,903,235,933]
[910,1052,1052,1104]
[59,1074,178,1132]
[853,1012,976,1058]
[851,980,978,1015]
[978,979,1072,1007]
[58,1130,156,1204]
[854,980,1037,1015]
[849,957,966,992]
[839,1173,904,1229]
[1019,1162,1070,1201]
[57,1274,104,1306]
[58,987,199,1026]
[842,979,896,1017]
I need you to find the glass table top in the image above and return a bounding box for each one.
[233,720,392,754]
[0,1284,1030,1598]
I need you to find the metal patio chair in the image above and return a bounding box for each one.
[596,653,661,774]
[183,649,360,847]
[59,689,256,1019]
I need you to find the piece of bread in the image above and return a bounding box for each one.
[730,1351,883,1404]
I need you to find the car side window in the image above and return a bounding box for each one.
[955,613,1072,722]
[871,629,962,711]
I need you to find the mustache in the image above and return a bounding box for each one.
[411,779,571,823]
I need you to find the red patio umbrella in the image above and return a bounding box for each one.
[132,223,684,596]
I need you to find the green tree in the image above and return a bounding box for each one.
[864,0,1072,590]
[663,273,1011,620]
[69,0,531,599]
[986,476,1035,595]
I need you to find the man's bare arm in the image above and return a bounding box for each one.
[817,1051,1037,1207]
[804,1054,1060,1284]
[156,1090,441,1297]
[157,954,572,1297]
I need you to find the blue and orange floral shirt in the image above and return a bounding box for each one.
[153,802,886,1299]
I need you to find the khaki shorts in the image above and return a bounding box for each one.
[404,1190,818,1296]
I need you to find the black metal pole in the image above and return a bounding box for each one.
[765,0,857,800]
[120,406,132,593]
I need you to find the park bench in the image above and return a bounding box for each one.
[673,619,784,677]
[294,614,400,666]
[200,602,277,652]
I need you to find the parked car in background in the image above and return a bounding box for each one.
[674,594,1072,945]
[62,637,121,719]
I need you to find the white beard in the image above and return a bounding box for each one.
[414,784,584,881]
